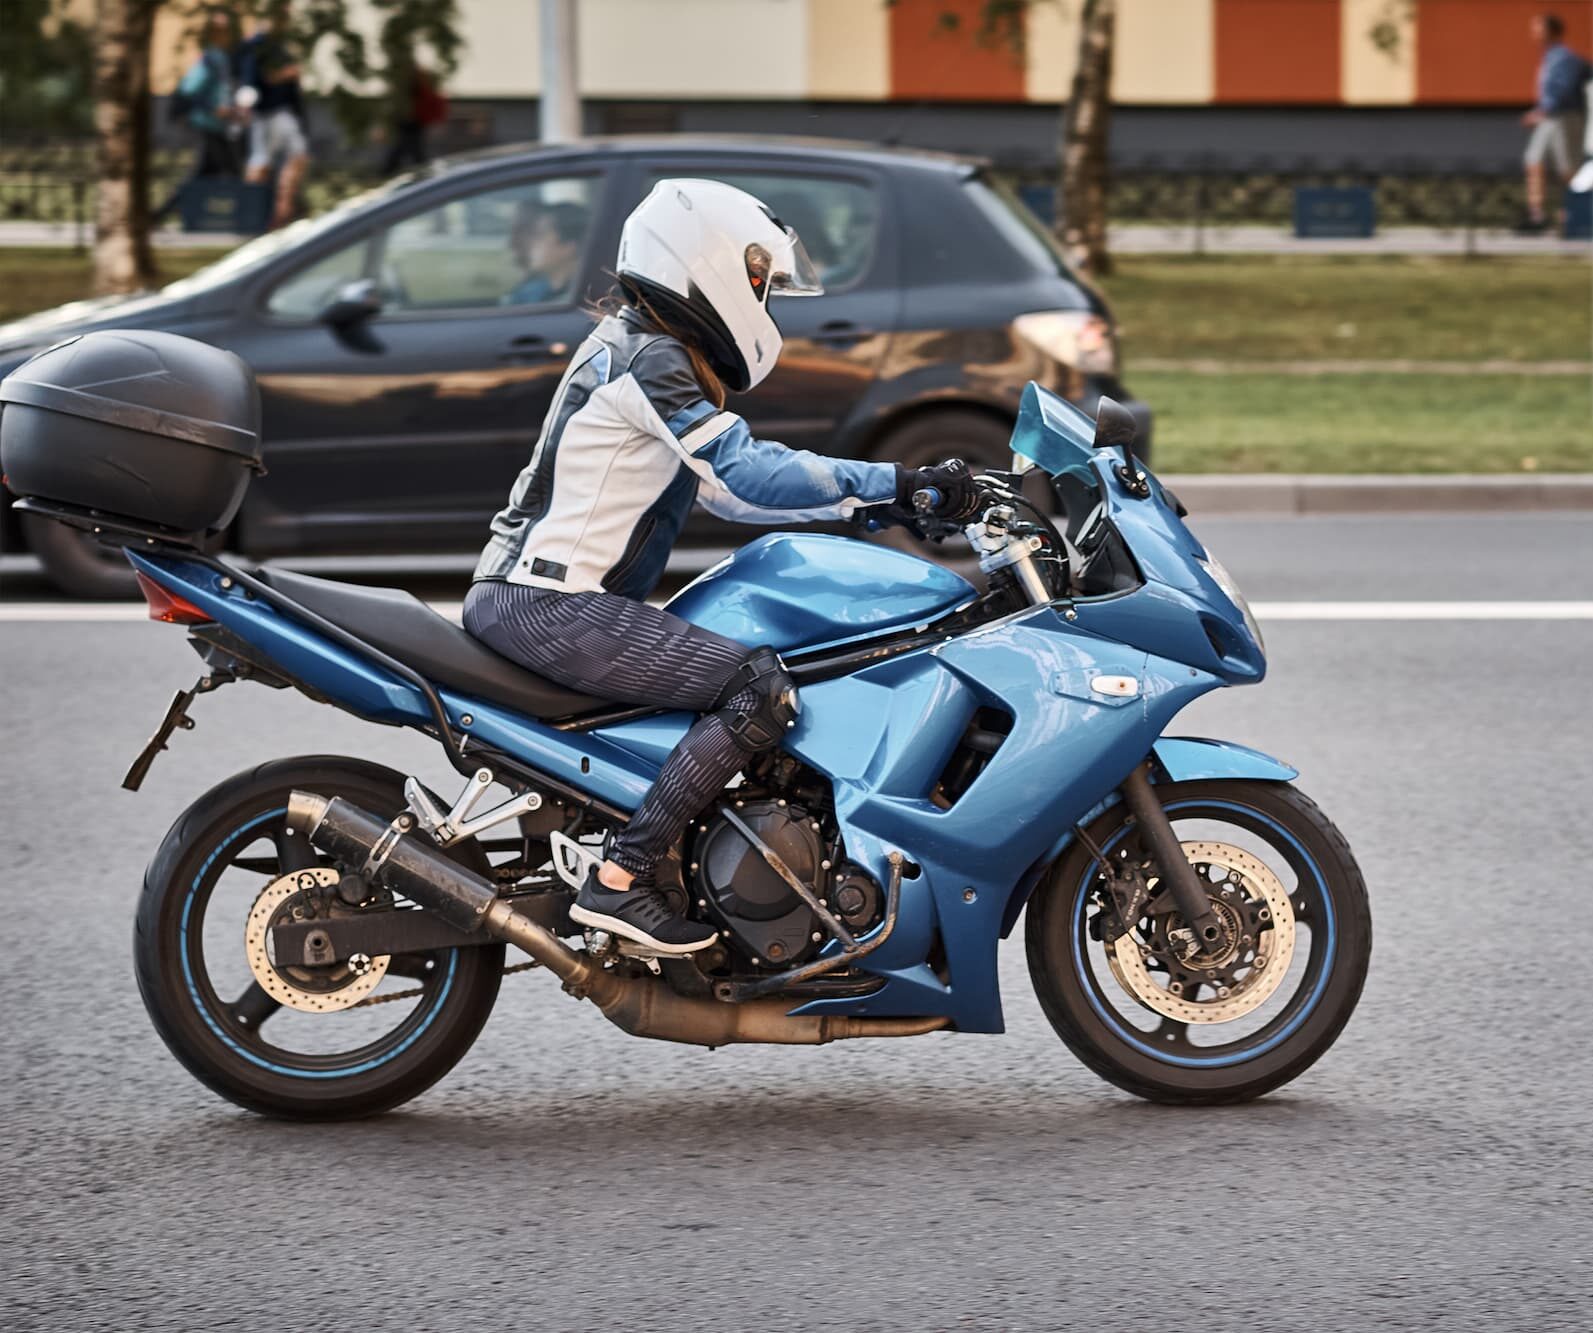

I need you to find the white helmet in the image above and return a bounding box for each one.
[615,178,823,392]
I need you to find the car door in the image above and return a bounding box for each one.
[631,158,899,458]
[233,168,615,556]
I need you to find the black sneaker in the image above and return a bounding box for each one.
[1512,215,1549,235]
[570,869,718,954]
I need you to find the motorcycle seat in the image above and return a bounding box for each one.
[254,568,607,721]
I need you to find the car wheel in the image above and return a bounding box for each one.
[19,513,142,599]
[866,409,1017,575]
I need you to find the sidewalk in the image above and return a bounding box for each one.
[1,219,1587,256]
[1162,473,1593,514]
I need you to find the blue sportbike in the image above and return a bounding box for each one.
[12,359,1372,1117]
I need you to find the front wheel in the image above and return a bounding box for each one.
[134,756,506,1119]
[1026,779,1371,1104]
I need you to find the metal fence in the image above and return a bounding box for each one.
[1,141,1529,249]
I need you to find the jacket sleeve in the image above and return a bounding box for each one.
[619,338,898,525]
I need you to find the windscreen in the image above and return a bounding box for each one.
[1010,382,1101,487]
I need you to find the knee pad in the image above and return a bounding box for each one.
[714,646,800,754]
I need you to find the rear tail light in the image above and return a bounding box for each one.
[134,570,210,625]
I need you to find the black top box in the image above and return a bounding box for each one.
[0,329,261,539]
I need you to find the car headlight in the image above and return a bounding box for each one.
[1199,552,1264,653]
[1013,310,1117,375]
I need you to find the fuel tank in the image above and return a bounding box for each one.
[666,533,975,653]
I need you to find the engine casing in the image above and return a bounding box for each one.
[692,800,825,968]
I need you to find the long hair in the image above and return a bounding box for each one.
[591,287,727,410]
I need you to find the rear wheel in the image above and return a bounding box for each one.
[1026,779,1371,1104]
[134,756,506,1119]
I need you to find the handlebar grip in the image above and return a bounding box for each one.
[912,486,943,513]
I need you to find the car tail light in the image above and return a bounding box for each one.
[1013,311,1118,375]
[134,570,210,625]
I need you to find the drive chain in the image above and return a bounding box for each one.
[351,959,540,1007]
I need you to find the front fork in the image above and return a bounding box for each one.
[1118,762,1226,952]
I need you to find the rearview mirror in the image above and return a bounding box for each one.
[318,279,383,328]
[1093,396,1139,465]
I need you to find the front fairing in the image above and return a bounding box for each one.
[1012,383,1265,684]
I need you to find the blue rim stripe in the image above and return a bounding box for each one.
[1070,798,1338,1069]
[179,807,456,1080]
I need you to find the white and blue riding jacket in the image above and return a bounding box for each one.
[474,309,898,599]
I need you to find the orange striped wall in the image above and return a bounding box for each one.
[1416,0,1592,102]
[1214,0,1343,103]
[881,0,1589,106]
[887,0,1026,101]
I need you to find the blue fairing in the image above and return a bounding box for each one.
[125,380,1288,1038]
[664,532,974,653]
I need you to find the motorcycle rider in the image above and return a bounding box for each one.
[463,178,980,954]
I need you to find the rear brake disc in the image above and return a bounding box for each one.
[244,868,390,1013]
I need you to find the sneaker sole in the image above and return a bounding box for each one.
[569,904,718,955]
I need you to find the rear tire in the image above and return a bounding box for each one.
[134,756,505,1119]
[1026,779,1371,1105]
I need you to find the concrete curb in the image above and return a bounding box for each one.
[1160,473,1593,514]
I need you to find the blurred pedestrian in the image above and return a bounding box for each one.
[153,9,242,225]
[1516,12,1590,233]
[382,63,449,175]
[237,8,309,229]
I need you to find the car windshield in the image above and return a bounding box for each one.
[962,173,1076,279]
[159,174,423,299]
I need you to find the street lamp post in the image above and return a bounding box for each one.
[540,0,580,142]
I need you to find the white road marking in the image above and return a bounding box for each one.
[1250,601,1593,620]
[4,601,1593,624]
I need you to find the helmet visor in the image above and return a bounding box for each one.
[748,229,824,303]
[770,228,824,297]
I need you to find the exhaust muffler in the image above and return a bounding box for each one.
[286,792,947,1047]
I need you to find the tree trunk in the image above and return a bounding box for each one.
[93,0,158,295]
[1059,0,1115,276]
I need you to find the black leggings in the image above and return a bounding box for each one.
[463,580,757,880]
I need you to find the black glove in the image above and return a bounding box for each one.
[894,459,982,523]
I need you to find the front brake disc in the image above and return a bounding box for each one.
[1105,841,1296,1024]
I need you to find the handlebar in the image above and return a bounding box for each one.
[912,486,943,513]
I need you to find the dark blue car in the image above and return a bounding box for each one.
[0,135,1149,595]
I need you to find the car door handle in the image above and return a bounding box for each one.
[499,335,569,363]
[811,320,875,348]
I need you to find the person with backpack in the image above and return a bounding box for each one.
[1517,12,1591,233]
[153,10,242,225]
[237,9,310,229]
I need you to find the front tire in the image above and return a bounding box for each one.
[134,756,505,1119]
[1026,779,1371,1105]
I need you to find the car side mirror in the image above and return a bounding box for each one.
[1093,396,1139,465]
[319,279,383,328]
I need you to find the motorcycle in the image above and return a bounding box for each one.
[4,336,1370,1118]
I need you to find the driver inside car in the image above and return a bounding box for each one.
[463,178,980,954]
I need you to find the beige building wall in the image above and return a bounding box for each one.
[808,0,889,100]
[580,0,808,99]
[1340,0,1415,104]
[1024,0,1083,104]
[1114,0,1213,104]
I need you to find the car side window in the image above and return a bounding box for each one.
[378,176,600,312]
[264,239,373,320]
[265,175,600,319]
[645,170,879,292]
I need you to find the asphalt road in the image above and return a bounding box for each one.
[2,514,1591,1331]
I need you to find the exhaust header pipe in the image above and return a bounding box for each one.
[285,792,947,1048]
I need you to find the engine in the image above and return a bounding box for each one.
[686,798,881,970]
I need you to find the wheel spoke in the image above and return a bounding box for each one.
[229,981,281,1032]
[1152,1017,1191,1051]
[231,855,282,875]
[385,953,441,980]
[273,825,319,875]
